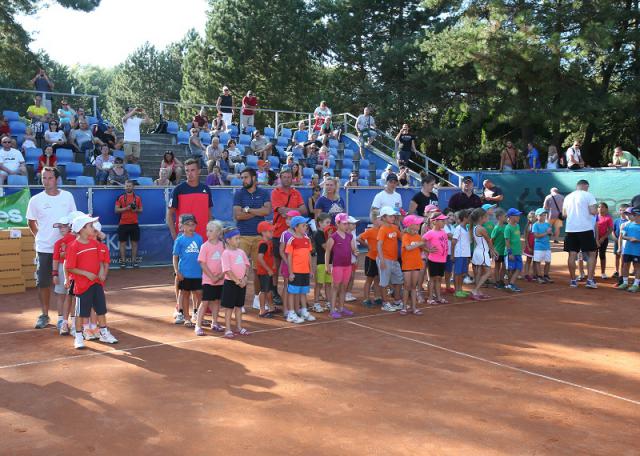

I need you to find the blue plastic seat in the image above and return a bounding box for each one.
[25,148,42,167]
[302,167,315,178]
[263,127,275,139]
[328,139,339,149]
[166,121,179,135]
[176,130,190,145]
[276,136,289,147]
[75,175,95,185]
[358,179,369,186]
[55,148,74,164]
[136,177,154,186]
[301,178,311,186]
[244,126,256,136]
[218,132,231,146]
[9,121,26,134]
[238,134,251,146]
[293,130,307,144]
[199,131,212,145]
[125,164,141,179]
[292,148,304,160]
[246,155,259,168]
[342,159,353,170]
[377,178,385,186]
[280,127,292,139]
[113,150,126,160]
[227,124,239,138]
[268,156,281,169]
[7,175,28,186]
[86,116,98,126]
[359,159,370,170]
[63,162,84,181]
[2,111,19,121]
[230,177,242,186]
[343,148,354,159]
[341,168,352,179]
[375,169,385,178]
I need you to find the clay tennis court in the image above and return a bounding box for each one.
[1,250,638,455]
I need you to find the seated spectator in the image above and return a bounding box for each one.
[96,124,123,150]
[319,116,339,143]
[293,121,308,146]
[251,130,274,161]
[565,140,585,170]
[319,170,332,189]
[256,160,269,185]
[397,165,410,187]
[318,146,331,172]
[291,162,302,185]
[608,146,639,167]
[0,117,10,136]
[313,101,332,131]
[188,127,206,162]
[192,108,210,132]
[206,136,223,163]
[308,185,321,216]
[155,168,172,186]
[226,139,245,173]
[71,119,103,163]
[57,100,76,133]
[305,144,322,173]
[74,107,87,128]
[0,135,27,185]
[44,120,68,151]
[217,149,233,175]
[95,145,115,185]
[108,157,128,186]
[211,112,227,136]
[206,164,226,186]
[160,151,183,183]
[344,171,359,188]
[309,174,320,187]
[21,127,37,153]
[546,145,559,169]
[36,145,57,182]
[381,164,394,181]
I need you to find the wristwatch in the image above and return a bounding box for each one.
[243,206,250,213]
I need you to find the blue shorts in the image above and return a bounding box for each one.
[444,255,453,273]
[622,254,640,264]
[506,255,523,271]
[288,273,310,295]
[453,257,469,275]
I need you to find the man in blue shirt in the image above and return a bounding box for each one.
[233,167,273,309]
[527,143,541,170]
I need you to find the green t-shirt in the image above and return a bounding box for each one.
[483,221,496,236]
[491,224,506,255]
[503,223,522,255]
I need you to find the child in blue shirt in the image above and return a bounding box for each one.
[616,207,640,293]
[613,203,630,281]
[532,208,553,283]
[172,214,204,325]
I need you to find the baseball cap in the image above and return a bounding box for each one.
[379,206,400,217]
[506,208,522,217]
[335,213,349,224]
[53,216,70,228]
[93,221,103,233]
[402,214,424,227]
[577,179,589,186]
[385,164,393,170]
[481,203,497,211]
[462,176,474,184]
[180,214,197,224]
[286,210,301,218]
[257,221,274,233]
[68,211,85,223]
[423,204,439,214]
[630,207,640,215]
[433,214,448,221]
[290,216,309,228]
[535,208,548,216]
[347,216,358,224]
[386,173,398,182]
[257,159,266,168]
[72,215,99,234]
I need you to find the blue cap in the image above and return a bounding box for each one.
[506,208,522,217]
[290,216,310,228]
[481,203,496,211]
[535,208,548,216]
[631,206,640,215]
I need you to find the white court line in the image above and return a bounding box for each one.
[348,321,640,407]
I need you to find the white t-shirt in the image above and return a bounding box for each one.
[371,190,403,211]
[452,225,471,257]
[26,190,77,253]
[45,130,65,143]
[444,224,454,255]
[356,114,375,132]
[0,148,25,173]
[566,147,582,166]
[123,117,143,143]
[563,190,597,233]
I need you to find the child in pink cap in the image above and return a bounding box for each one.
[401,214,425,314]
[325,213,358,318]
[423,214,449,304]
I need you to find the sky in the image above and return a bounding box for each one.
[17,0,208,68]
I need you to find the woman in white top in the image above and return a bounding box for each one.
[44,120,68,152]
[546,145,559,169]
[94,144,115,185]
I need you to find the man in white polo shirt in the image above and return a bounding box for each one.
[122,107,151,164]
[0,135,27,185]
[371,173,403,214]
[26,167,77,329]
[563,179,598,289]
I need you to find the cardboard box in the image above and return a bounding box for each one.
[0,228,32,240]
[0,264,22,279]
[25,278,36,288]
[0,277,25,295]
[21,238,35,251]
[20,251,35,266]
[22,264,36,279]
[0,239,21,266]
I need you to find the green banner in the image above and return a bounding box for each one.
[0,189,30,228]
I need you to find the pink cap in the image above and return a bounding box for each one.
[402,214,424,227]
[286,210,301,217]
[335,213,349,224]
[423,204,439,215]
[433,214,448,221]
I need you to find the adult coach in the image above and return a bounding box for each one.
[448,176,482,211]
[115,180,143,268]
[482,179,504,205]
[563,179,598,288]
[371,173,403,213]
[271,167,307,303]
[543,187,564,243]
[233,168,272,309]
[26,167,77,329]
[409,174,438,216]
[122,107,151,164]
[167,158,213,240]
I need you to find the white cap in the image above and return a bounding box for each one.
[379,206,399,216]
[385,164,393,170]
[53,216,70,228]
[72,215,99,234]
[347,216,358,223]
[68,211,86,223]
[93,221,103,233]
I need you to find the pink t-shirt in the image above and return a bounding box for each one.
[422,229,448,263]
[596,214,613,239]
[198,240,225,286]
[221,248,250,281]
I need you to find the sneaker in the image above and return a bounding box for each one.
[133,257,141,268]
[454,291,469,298]
[311,302,325,313]
[569,280,578,288]
[273,294,283,306]
[373,298,383,307]
[445,287,456,294]
[99,328,118,344]
[543,275,554,284]
[601,274,608,279]
[585,279,598,289]
[628,285,639,293]
[74,333,85,349]
[505,284,522,292]
[536,276,545,284]
[362,299,374,308]
[119,259,126,269]
[34,314,50,329]
[392,301,404,311]
[463,276,474,285]
[345,292,357,302]
[494,281,505,289]
[85,328,100,341]
[329,311,342,319]
[381,302,397,312]
[59,321,69,336]
[56,319,63,331]
[615,282,629,290]
[299,309,316,322]
[612,272,619,279]
[340,308,354,317]
[174,313,185,324]
[286,311,304,324]
[252,296,261,310]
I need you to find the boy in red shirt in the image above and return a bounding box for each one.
[285,216,316,323]
[65,215,117,349]
[52,216,76,335]
[256,221,276,318]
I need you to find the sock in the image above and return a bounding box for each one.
[83,323,90,332]
[623,277,629,284]
[634,279,640,286]
[99,326,108,334]
[90,323,97,330]
[57,315,63,322]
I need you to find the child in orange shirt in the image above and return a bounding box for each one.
[357,208,382,308]
[401,215,425,315]
[285,216,316,323]
[376,206,404,312]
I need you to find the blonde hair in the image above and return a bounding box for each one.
[206,220,223,236]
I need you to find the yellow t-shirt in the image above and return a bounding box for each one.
[27,105,48,118]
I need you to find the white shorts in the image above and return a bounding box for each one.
[54,263,67,295]
[222,113,233,127]
[472,249,492,267]
[533,250,552,263]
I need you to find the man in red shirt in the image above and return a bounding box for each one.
[241,90,258,132]
[270,167,307,303]
[115,180,143,268]
[167,158,213,240]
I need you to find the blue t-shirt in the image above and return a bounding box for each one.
[172,233,204,278]
[232,187,271,235]
[622,222,640,256]
[532,222,551,251]
[314,195,346,224]
[614,218,625,237]
[528,148,541,169]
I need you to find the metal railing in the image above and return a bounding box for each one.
[0,87,99,118]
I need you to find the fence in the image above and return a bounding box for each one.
[0,87,99,120]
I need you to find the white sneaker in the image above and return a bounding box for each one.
[382,302,397,312]
[311,302,325,313]
[392,301,404,311]
[286,311,304,324]
[345,292,357,302]
[300,309,316,322]
[601,274,608,279]
[241,306,246,314]
[174,313,185,325]
[463,276,474,285]
[252,296,261,310]
[99,328,118,344]
[74,333,85,349]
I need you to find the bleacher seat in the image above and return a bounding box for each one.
[55,149,74,164]
[359,159,370,170]
[375,169,385,178]
[228,124,239,138]
[7,175,28,186]
[136,177,154,186]
[25,148,42,167]
[86,116,98,126]
[377,178,385,186]
[292,148,304,160]
[264,127,275,139]
[328,156,336,168]
[230,177,242,186]
[329,149,338,158]
[342,159,353,170]
[329,139,339,149]
[199,131,211,145]
[75,176,95,185]
[125,164,141,179]
[13,134,24,147]
[2,111,19,122]
[293,130,307,144]
[9,121,26,134]
[268,156,281,169]
[167,121,179,135]
[113,150,126,160]
[63,162,84,181]
[341,169,352,179]
[275,146,286,158]
[301,178,311,186]
[239,134,251,146]
[280,127,292,139]
[358,179,369,186]
[218,132,231,145]
[343,149,354,159]
[246,155,259,168]
[276,136,289,147]
[244,126,256,136]
[302,167,314,178]
[176,130,190,145]
[184,123,191,131]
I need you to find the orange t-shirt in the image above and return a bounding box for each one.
[401,232,423,271]
[285,235,312,273]
[377,224,401,261]
[359,227,379,260]
[116,193,142,225]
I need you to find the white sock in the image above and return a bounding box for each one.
[57,315,63,322]
[623,277,629,284]
[90,323,97,330]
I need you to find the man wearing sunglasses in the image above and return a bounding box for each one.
[0,135,27,186]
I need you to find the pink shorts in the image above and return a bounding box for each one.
[331,265,352,284]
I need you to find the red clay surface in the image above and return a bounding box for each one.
[0,250,639,455]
